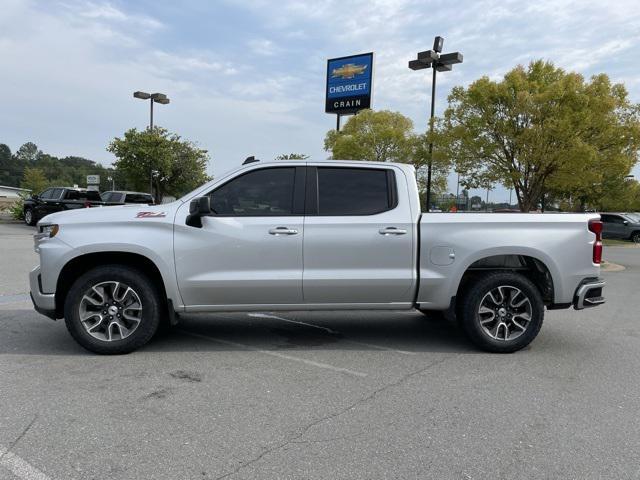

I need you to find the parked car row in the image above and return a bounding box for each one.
[23,187,153,226]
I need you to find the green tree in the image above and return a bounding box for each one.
[324,109,414,162]
[108,128,211,203]
[14,142,41,164]
[0,144,14,185]
[20,167,48,194]
[441,60,640,212]
[275,153,309,160]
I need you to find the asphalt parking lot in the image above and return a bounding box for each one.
[1,222,639,480]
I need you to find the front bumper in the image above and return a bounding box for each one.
[573,278,605,310]
[29,265,57,320]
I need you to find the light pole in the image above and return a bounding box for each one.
[409,36,462,212]
[107,176,114,190]
[455,172,460,211]
[133,91,170,129]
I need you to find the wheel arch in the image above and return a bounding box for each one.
[456,253,556,306]
[55,252,169,318]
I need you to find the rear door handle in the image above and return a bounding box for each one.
[379,227,407,235]
[269,227,298,235]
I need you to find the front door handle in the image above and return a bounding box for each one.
[269,226,298,236]
[379,227,407,235]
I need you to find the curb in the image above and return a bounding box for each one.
[601,261,625,272]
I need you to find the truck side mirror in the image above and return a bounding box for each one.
[32,194,39,201]
[186,196,212,228]
[623,220,628,225]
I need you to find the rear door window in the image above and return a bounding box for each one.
[316,167,395,215]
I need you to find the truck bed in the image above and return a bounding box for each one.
[417,213,600,310]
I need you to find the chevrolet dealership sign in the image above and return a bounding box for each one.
[325,52,374,114]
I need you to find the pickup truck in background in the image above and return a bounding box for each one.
[23,187,103,226]
[101,191,154,205]
[29,160,606,354]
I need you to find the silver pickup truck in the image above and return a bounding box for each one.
[29,160,605,354]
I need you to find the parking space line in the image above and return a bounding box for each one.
[248,313,339,334]
[0,448,51,480]
[248,313,416,356]
[176,329,368,378]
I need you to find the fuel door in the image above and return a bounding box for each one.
[430,246,455,266]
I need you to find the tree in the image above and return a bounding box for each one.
[275,153,309,160]
[14,142,41,164]
[441,60,640,212]
[108,128,211,203]
[324,109,413,163]
[0,144,14,185]
[20,167,48,194]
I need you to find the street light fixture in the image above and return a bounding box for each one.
[107,176,114,190]
[409,36,463,211]
[133,91,170,129]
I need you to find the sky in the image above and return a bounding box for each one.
[1,0,640,203]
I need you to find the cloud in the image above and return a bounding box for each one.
[247,38,279,56]
[1,0,639,188]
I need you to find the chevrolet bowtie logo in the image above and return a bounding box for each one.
[331,63,367,79]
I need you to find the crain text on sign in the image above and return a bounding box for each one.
[325,52,374,114]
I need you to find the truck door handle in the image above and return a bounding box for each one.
[268,227,298,235]
[379,227,407,235]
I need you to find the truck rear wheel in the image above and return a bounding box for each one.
[458,272,544,353]
[63,265,161,354]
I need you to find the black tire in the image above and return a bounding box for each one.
[458,272,544,353]
[631,232,640,244]
[64,265,162,354]
[24,208,36,226]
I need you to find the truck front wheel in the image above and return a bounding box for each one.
[458,272,544,353]
[63,265,161,354]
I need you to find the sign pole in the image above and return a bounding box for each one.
[336,114,341,132]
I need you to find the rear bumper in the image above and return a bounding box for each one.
[573,278,605,310]
[29,266,57,320]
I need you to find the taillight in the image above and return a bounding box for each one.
[84,201,91,208]
[589,219,603,264]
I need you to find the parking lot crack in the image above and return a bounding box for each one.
[0,414,38,461]
[213,355,455,479]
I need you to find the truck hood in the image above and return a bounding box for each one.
[38,202,182,226]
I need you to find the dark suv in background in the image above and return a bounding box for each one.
[600,213,640,243]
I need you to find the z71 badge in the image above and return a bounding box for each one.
[136,211,167,218]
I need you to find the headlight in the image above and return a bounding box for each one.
[38,224,59,238]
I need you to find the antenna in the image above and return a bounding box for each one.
[243,156,260,165]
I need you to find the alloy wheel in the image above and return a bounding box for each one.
[477,285,533,341]
[78,281,143,342]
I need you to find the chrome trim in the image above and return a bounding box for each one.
[574,280,605,310]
